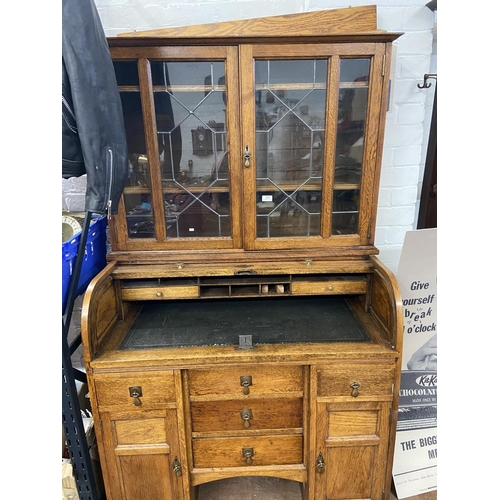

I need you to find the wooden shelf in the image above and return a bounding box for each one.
[124,181,360,196]
[118,81,368,93]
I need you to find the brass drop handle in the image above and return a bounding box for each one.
[240,375,253,395]
[172,457,182,477]
[242,447,254,465]
[350,381,360,398]
[129,386,143,406]
[240,409,253,428]
[243,145,252,167]
[316,452,325,473]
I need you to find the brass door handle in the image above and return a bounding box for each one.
[129,386,143,406]
[172,457,182,477]
[350,381,360,398]
[240,409,253,428]
[243,145,251,167]
[316,452,325,473]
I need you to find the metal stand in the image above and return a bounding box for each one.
[62,211,101,500]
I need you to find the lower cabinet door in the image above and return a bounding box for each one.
[315,401,391,500]
[98,408,185,500]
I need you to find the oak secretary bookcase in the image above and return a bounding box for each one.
[81,6,403,500]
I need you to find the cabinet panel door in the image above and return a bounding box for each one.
[119,454,173,499]
[326,445,377,499]
[110,46,242,251]
[315,401,391,500]
[99,409,184,500]
[240,43,386,251]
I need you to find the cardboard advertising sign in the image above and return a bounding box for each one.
[392,228,437,498]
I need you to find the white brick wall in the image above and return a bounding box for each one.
[93,0,437,273]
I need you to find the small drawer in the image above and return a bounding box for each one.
[192,435,303,468]
[94,371,176,409]
[291,279,366,295]
[317,365,394,399]
[120,286,199,301]
[188,365,303,398]
[191,397,303,432]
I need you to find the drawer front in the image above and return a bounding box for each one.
[191,397,303,432]
[291,280,366,295]
[189,365,303,398]
[317,365,394,399]
[192,435,303,468]
[120,286,199,300]
[94,371,176,409]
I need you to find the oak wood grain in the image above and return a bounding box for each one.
[118,6,378,39]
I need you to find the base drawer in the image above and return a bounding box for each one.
[191,397,303,432]
[317,364,394,399]
[94,371,176,410]
[189,365,303,398]
[192,435,303,468]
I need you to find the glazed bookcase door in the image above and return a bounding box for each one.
[240,44,387,251]
[110,46,242,251]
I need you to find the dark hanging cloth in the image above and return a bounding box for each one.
[62,0,128,215]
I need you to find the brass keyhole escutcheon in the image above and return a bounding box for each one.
[350,381,360,398]
[129,386,143,406]
[243,145,251,167]
[240,409,253,428]
[316,452,325,473]
[172,457,182,477]
[240,375,252,395]
[242,447,254,465]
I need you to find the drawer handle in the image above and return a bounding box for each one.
[240,409,253,428]
[316,452,325,473]
[156,291,163,297]
[240,375,253,395]
[350,382,360,398]
[129,386,143,406]
[242,447,254,465]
